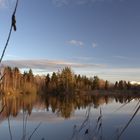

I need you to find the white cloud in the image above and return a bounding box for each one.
[92,42,97,48]
[130,81,140,85]
[67,40,84,47]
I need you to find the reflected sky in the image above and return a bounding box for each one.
[0,96,140,140]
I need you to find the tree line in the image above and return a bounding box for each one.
[0,66,139,95]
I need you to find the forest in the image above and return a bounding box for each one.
[0,66,140,96]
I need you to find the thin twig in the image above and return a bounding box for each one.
[133,99,140,111]
[22,109,25,140]
[0,73,6,81]
[96,108,102,134]
[21,111,28,140]
[0,25,12,64]
[70,125,77,140]
[24,112,28,137]
[113,99,132,113]
[117,104,140,140]
[28,122,42,140]
[100,107,103,140]
[0,0,19,66]
[78,106,90,132]
[8,116,13,140]
[0,0,19,84]
[0,105,5,114]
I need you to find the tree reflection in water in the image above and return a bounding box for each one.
[0,94,41,140]
[0,92,140,140]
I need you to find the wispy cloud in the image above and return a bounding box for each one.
[113,55,129,60]
[76,0,88,5]
[0,0,5,7]
[2,59,81,69]
[98,67,140,82]
[92,42,97,48]
[0,0,16,8]
[52,0,69,7]
[67,40,84,47]
[5,54,22,59]
[71,56,94,61]
[106,67,140,73]
[2,59,138,82]
[51,0,124,7]
[2,59,105,72]
[52,0,93,7]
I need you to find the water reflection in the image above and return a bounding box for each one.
[0,93,140,140]
[0,94,37,118]
[0,93,140,119]
[41,93,140,119]
[42,94,137,120]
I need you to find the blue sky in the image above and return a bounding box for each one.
[0,0,140,82]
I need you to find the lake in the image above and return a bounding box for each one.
[0,93,140,140]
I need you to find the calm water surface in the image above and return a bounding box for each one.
[0,94,140,140]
